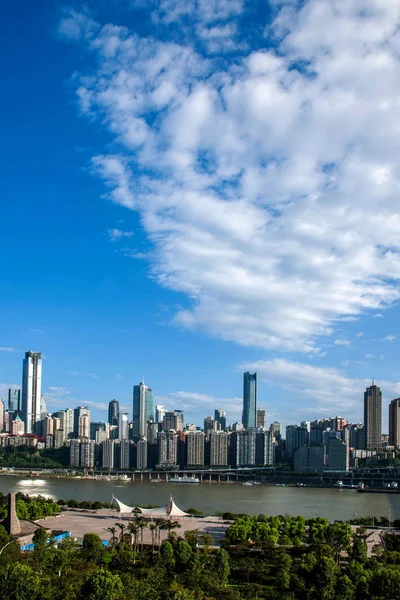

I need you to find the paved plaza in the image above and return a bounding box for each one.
[36,509,230,547]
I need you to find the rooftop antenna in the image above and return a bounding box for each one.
[372,378,375,386]
[142,375,145,385]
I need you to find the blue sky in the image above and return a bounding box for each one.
[1,0,400,430]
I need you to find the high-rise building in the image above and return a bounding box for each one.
[136,439,148,469]
[119,440,131,469]
[389,398,400,447]
[364,383,382,450]
[214,410,226,431]
[294,446,325,473]
[118,412,129,440]
[102,439,115,469]
[242,372,257,430]
[155,405,166,424]
[204,416,218,438]
[11,415,24,436]
[231,430,256,467]
[64,408,74,439]
[327,436,349,471]
[255,430,274,466]
[8,389,21,413]
[73,407,90,439]
[209,432,229,466]
[0,399,4,433]
[21,351,42,434]
[163,411,183,432]
[157,431,178,468]
[270,421,282,439]
[70,440,80,467]
[256,409,266,428]
[186,431,205,467]
[80,440,95,468]
[133,381,154,439]
[108,399,119,427]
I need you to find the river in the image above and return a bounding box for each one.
[1,476,400,521]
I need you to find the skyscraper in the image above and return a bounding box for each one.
[21,351,42,434]
[256,409,266,428]
[364,383,382,450]
[155,404,166,424]
[108,399,119,427]
[73,406,90,439]
[214,409,227,431]
[132,381,154,439]
[242,372,257,430]
[118,412,129,440]
[389,398,400,447]
[8,389,21,413]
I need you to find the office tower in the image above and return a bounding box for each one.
[389,398,400,447]
[42,415,54,437]
[108,399,119,427]
[163,411,183,432]
[327,436,349,471]
[21,351,42,434]
[255,430,274,465]
[186,431,205,467]
[0,399,4,433]
[40,395,47,417]
[214,409,227,431]
[231,430,256,467]
[232,421,244,432]
[256,409,266,429]
[147,422,159,444]
[364,383,382,450]
[242,372,257,430]
[270,421,282,439]
[74,406,90,438]
[118,412,129,440]
[133,381,154,439]
[102,439,115,469]
[329,416,347,431]
[8,389,21,413]
[54,429,65,449]
[204,416,218,438]
[155,405,166,424]
[157,431,178,467]
[90,422,107,441]
[209,432,229,466]
[3,411,10,433]
[136,439,148,469]
[64,408,74,439]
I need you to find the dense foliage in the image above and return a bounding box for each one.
[0,493,60,520]
[0,446,69,468]
[0,508,399,598]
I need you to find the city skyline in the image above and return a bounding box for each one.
[1,1,400,430]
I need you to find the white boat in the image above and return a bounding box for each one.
[242,482,253,486]
[169,475,200,484]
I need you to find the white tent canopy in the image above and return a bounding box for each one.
[112,495,190,518]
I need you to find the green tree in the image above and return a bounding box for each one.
[175,540,192,569]
[161,540,175,568]
[0,562,40,600]
[82,532,104,563]
[336,574,355,600]
[215,548,230,585]
[32,527,48,548]
[79,569,123,600]
[326,522,351,564]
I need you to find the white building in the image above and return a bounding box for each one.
[21,351,42,434]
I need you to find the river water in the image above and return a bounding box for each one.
[2,477,400,521]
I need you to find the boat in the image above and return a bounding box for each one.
[296,483,306,487]
[242,482,253,486]
[169,475,200,484]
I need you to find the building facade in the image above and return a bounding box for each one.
[186,431,205,467]
[364,383,382,450]
[108,399,119,427]
[21,351,42,434]
[242,372,257,430]
[133,381,154,439]
[209,432,229,466]
[389,398,400,447]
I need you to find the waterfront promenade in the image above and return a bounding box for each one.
[36,509,229,547]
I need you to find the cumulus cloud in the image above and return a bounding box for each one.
[156,390,243,422]
[60,1,400,354]
[240,358,400,425]
[381,334,396,342]
[107,228,134,241]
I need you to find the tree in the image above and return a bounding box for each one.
[0,562,40,600]
[336,574,355,600]
[106,526,118,548]
[175,540,192,570]
[161,540,175,568]
[82,533,104,563]
[79,569,123,600]
[326,522,351,564]
[215,548,230,586]
[32,527,48,548]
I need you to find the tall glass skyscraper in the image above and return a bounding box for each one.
[8,388,21,413]
[108,399,119,427]
[21,351,42,434]
[133,381,154,439]
[242,372,257,430]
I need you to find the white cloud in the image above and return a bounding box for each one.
[356,332,364,338]
[107,228,134,241]
[334,339,350,347]
[156,390,242,421]
[240,358,400,424]
[61,2,400,353]
[381,334,396,342]
[0,347,18,353]
[365,354,373,359]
